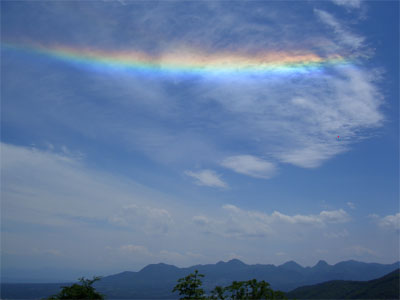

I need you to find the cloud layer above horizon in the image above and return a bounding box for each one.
[2,142,396,271]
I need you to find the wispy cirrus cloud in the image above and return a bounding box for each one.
[331,0,361,9]
[184,169,227,188]
[2,1,385,184]
[221,155,276,179]
[197,62,383,169]
[314,9,365,49]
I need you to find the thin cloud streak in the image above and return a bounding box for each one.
[314,9,365,50]
[221,155,277,179]
[185,169,228,188]
[331,0,361,9]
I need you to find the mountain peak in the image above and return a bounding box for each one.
[216,259,246,267]
[314,260,329,268]
[227,258,246,265]
[139,262,178,273]
[280,260,303,270]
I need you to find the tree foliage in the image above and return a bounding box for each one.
[210,279,287,300]
[47,276,104,299]
[172,270,207,300]
[173,271,287,300]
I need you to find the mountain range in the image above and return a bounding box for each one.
[287,268,400,299]
[1,259,399,299]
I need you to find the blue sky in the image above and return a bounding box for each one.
[1,0,399,282]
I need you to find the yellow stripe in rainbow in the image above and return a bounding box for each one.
[3,42,350,76]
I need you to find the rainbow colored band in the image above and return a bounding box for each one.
[2,42,350,76]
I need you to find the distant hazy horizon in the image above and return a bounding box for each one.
[2,258,399,284]
[1,0,399,283]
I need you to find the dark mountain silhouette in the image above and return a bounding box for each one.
[279,260,303,272]
[1,259,398,299]
[287,268,400,299]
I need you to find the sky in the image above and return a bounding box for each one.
[1,0,399,282]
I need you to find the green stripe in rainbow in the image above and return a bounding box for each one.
[2,42,351,77]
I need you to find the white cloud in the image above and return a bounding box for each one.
[223,204,242,214]
[331,0,361,9]
[371,213,400,231]
[195,58,383,169]
[271,66,383,168]
[277,144,345,168]
[272,209,349,225]
[270,210,323,225]
[193,205,350,239]
[379,213,400,230]
[319,209,350,223]
[221,155,277,179]
[184,169,227,188]
[314,9,364,49]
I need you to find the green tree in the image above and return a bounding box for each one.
[210,285,227,300]
[47,276,104,299]
[210,279,287,300]
[174,270,287,300]
[172,270,207,300]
